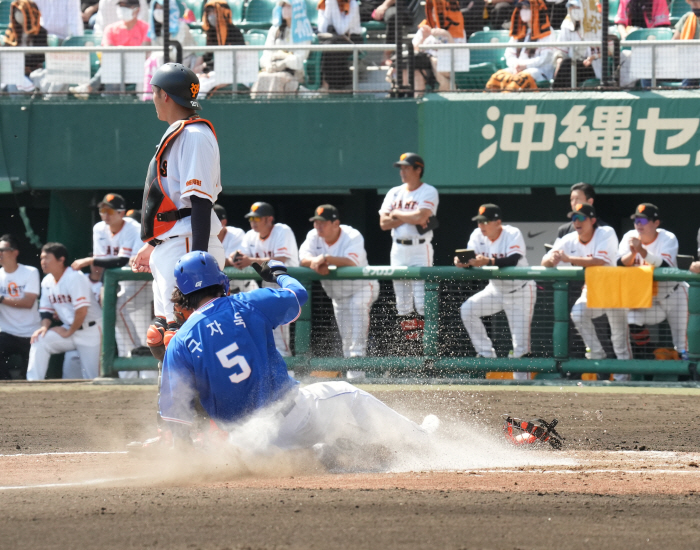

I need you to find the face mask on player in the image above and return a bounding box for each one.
[519,8,531,23]
[14,10,24,25]
[117,6,136,21]
[153,7,164,23]
[207,12,218,25]
[569,7,582,21]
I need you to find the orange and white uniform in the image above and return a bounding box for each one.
[460,225,536,365]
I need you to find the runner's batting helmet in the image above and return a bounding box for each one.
[150,62,202,110]
[175,251,229,295]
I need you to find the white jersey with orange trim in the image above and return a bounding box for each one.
[378,182,439,241]
[299,225,373,299]
[38,268,101,327]
[240,224,299,267]
[548,226,619,267]
[467,225,529,292]
[93,218,141,260]
[618,228,679,293]
[154,121,222,241]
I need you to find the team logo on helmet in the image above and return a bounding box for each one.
[190,83,200,98]
[400,153,408,161]
[106,194,115,202]
[478,206,486,215]
[251,204,259,211]
[638,204,646,212]
[317,207,324,215]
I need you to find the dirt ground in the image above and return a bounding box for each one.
[2,383,700,549]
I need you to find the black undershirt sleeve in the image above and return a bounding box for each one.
[616,258,671,268]
[190,196,212,252]
[493,254,522,268]
[40,312,53,321]
[92,256,130,269]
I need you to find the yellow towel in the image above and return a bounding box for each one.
[585,266,653,309]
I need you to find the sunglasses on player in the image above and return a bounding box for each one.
[571,213,589,222]
[247,216,262,222]
[634,217,650,226]
[99,207,116,216]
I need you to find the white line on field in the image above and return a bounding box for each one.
[463,469,700,475]
[0,476,144,491]
[0,451,127,458]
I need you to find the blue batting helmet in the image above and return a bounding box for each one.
[174,251,229,296]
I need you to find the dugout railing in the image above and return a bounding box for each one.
[101,266,700,379]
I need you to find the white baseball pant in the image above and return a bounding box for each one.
[460,280,537,359]
[628,283,689,351]
[332,282,380,358]
[27,324,102,380]
[150,235,225,323]
[571,288,631,360]
[116,280,153,357]
[390,241,433,316]
[271,382,431,452]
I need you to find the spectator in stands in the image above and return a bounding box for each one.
[615,0,670,39]
[486,0,555,91]
[232,202,299,356]
[317,0,363,91]
[455,204,536,377]
[542,204,631,369]
[364,0,418,61]
[69,0,150,98]
[93,0,150,34]
[2,0,48,93]
[552,0,601,88]
[545,0,567,28]
[33,0,83,39]
[0,234,41,380]
[618,203,688,357]
[143,0,200,101]
[557,182,607,238]
[484,0,515,31]
[459,0,488,38]
[27,243,102,380]
[82,0,100,29]
[251,0,312,98]
[299,204,379,365]
[672,0,700,87]
[195,0,245,98]
[214,204,258,294]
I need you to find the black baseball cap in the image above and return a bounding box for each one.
[630,203,660,221]
[394,152,425,170]
[309,204,339,222]
[213,204,227,221]
[472,203,502,222]
[98,193,126,211]
[244,202,274,218]
[568,203,597,219]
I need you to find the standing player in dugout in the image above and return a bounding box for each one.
[131,63,225,362]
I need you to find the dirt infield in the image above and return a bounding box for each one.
[2,383,700,549]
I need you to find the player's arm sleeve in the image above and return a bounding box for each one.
[92,225,107,258]
[72,272,93,311]
[419,188,439,214]
[466,230,478,251]
[378,191,393,214]
[659,235,678,268]
[242,274,308,327]
[274,229,298,263]
[179,131,219,204]
[117,225,139,259]
[594,231,618,265]
[27,269,40,296]
[345,234,366,265]
[159,344,197,427]
[38,282,54,316]
[93,256,130,268]
[298,233,314,261]
[505,230,526,257]
[190,195,212,252]
[494,255,521,267]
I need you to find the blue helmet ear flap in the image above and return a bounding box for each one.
[219,271,230,296]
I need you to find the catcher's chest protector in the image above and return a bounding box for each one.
[140,116,216,243]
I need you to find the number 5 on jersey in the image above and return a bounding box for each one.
[216,342,252,383]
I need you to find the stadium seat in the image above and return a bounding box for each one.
[228,0,245,24]
[62,35,101,77]
[608,0,619,24]
[455,30,509,89]
[183,0,204,21]
[0,0,11,27]
[244,28,268,61]
[239,0,276,29]
[622,28,674,50]
[304,33,322,90]
[670,0,692,25]
[47,34,62,47]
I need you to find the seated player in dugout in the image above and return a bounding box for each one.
[128,252,439,467]
[618,204,688,357]
[299,204,379,366]
[379,153,439,342]
[454,204,536,379]
[232,202,299,357]
[542,204,632,372]
[557,182,608,239]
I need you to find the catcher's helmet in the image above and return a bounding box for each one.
[150,62,202,110]
[174,251,229,296]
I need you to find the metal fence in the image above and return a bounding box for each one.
[101,265,700,379]
[2,38,699,97]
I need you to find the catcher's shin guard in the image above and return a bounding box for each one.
[502,415,564,449]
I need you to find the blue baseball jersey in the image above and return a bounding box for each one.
[159,274,307,426]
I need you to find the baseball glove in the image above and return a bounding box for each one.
[502,415,564,449]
